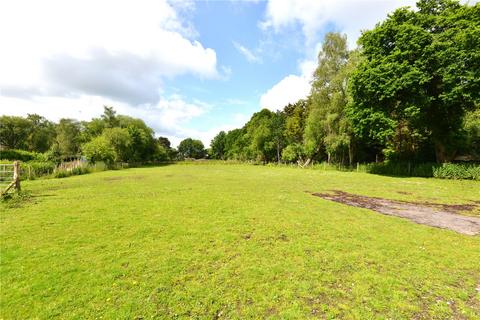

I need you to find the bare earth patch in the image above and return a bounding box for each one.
[312,190,480,235]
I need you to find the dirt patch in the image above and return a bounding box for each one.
[311,190,480,236]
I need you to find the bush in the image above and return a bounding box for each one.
[433,163,480,180]
[54,165,91,179]
[365,162,436,177]
[82,136,115,167]
[21,161,56,180]
[0,149,42,162]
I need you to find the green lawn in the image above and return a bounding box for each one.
[1,164,479,319]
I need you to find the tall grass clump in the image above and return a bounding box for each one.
[21,161,56,180]
[54,164,91,179]
[433,163,480,180]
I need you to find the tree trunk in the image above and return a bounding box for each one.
[276,141,281,164]
[348,141,354,166]
[434,140,455,163]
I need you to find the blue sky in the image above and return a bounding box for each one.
[0,0,424,146]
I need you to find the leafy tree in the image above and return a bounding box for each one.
[281,143,305,163]
[25,114,56,153]
[245,109,275,163]
[102,128,132,162]
[81,118,105,141]
[55,119,82,158]
[224,128,248,160]
[82,135,115,166]
[349,0,480,162]
[178,138,206,159]
[210,131,227,159]
[157,136,176,160]
[271,111,286,163]
[304,32,353,165]
[284,100,308,145]
[101,106,119,128]
[157,137,171,149]
[0,116,31,149]
[461,108,480,158]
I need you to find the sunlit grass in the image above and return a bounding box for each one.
[1,164,479,319]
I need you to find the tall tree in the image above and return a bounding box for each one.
[26,114,56,153]
[349,0,480,162]
[245,109,275,163]
[0,116,31,149]
[210,131,227,159]
[178,138,206,159]
[304,32,353,165]
[55,119,82,158]
[101,106,119,128]
[271,111,286,163]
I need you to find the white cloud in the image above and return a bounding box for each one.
[0,0,219,105]
[260,60,315,111]
[233,41,261,63]
[261,0,417,49]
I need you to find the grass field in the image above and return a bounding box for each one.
[1,163,479,319]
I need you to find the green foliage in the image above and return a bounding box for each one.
[349,0,480,162]
[365,162,436,177]
[25,114,56,153]
[54,165,91,179]
[433,163,480,180]
[210,131,227,159]
[21,161,56,180]
[281,143,304,163]
[283,100,308,145]
[178,138,206,159]
[0,115,31,149]
[461,108,480,157]
[102,127,132,162]
[305,32,354,164]
[55,119,82,158]
[82,136,116,167]
[0,149,41,162]
[364,161,480,180]
[101,105,120,128]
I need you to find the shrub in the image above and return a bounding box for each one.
[433,163,480,180]
[365,162,435,177]
[0,149,41,162]
[21,161,56,180]
[54,165,91,179]
[82,136,115,167]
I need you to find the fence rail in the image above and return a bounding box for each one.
[0,161,21,196]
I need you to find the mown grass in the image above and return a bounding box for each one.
[1,163,479,319]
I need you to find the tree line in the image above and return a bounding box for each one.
[210,0,479,165]
[0,107,209,165]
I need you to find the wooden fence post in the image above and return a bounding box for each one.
[13,161,21,192]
